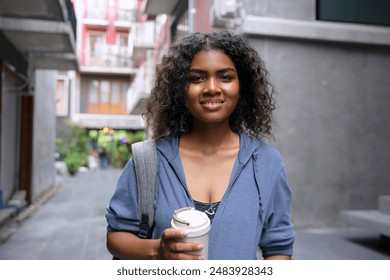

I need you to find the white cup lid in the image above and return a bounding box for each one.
[171,207,210,237]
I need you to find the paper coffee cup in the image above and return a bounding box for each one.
[171,207,211,259]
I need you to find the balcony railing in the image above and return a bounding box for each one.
[133,21,156,47]
[127,49,159,113]
[86,46,133,68]
[85,5,107,20]
[116,9,137,22]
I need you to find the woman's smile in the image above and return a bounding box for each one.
[199,99,225,110]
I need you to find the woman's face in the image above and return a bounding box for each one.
[186,49,240,127]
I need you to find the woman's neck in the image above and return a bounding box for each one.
[180,124,239,154]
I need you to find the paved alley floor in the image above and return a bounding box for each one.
[0,167,389,260]
[0,168,120,260]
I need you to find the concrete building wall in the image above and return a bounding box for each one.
[0,78,20,202]
[241,1,390,228]
[31,70,57,202]
[246,0,315,20]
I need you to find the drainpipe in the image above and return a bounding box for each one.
[188,0,195,34]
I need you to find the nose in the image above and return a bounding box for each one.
[203,77,221,95]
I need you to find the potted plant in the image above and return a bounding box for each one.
[64,150,86,175]
[57,122,89,176]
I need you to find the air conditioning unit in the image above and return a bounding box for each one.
[120,59,131,67]
[104,45,119,66]
[216,0,237,19]
[211,0,245,29]
[105,56,115,66]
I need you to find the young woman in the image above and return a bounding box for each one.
[105,31,295,260]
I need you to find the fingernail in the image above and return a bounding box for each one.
[197,244,204,250]
[179,230,188,236]
[198,256,205,260]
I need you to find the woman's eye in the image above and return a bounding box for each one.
[220,75,233,81]
[190,76,203,82]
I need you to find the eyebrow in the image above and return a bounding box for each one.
[189,67,237,74]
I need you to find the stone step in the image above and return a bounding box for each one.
[379,195,390,215]
[340,209,390,238]
[0,207,17,228]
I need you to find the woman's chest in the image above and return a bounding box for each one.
[180,149,239,203]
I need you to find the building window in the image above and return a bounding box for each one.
[86,79,129,114]
[317,0,390,27]
[111,82,120,103]
[90,34,103,57]
[86,0,107,19]
[89,80,99,104]
[117,0,137,21]
[55,77,69,116]
[88,32,106,66]
[118,33,128,49]
[100,81,110,103]
[117,32,131,67]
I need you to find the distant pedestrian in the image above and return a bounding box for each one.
[88,150,99,172]
[99,148,108,168]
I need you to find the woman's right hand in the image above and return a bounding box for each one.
[159,228,204,260]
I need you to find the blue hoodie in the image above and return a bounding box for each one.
[106,133,295,259]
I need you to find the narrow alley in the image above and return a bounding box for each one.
[0,167,389,260]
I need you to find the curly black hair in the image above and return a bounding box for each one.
[144,31,275,139]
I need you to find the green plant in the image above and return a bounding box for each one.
[57,121,89,175]
[57,123,146,171]
[64,150,86,174]
[95,129,146,168]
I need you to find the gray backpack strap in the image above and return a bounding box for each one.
[131,139,158,239]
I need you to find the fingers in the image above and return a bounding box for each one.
[160,228,205,260]
[162,228,188,239]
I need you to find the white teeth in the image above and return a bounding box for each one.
[202,101,223,105]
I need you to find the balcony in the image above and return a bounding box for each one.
[0,0,78,76]
[71,113,145,130]
[132,21,155,67]
[114,9,137,30]
[127,49,157,114]
[83,8,108,28]
[82,1,108,28]
[81,45,136,76]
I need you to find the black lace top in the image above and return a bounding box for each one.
[193,200,221,223]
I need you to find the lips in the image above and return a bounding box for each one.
[199,99,225,111]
